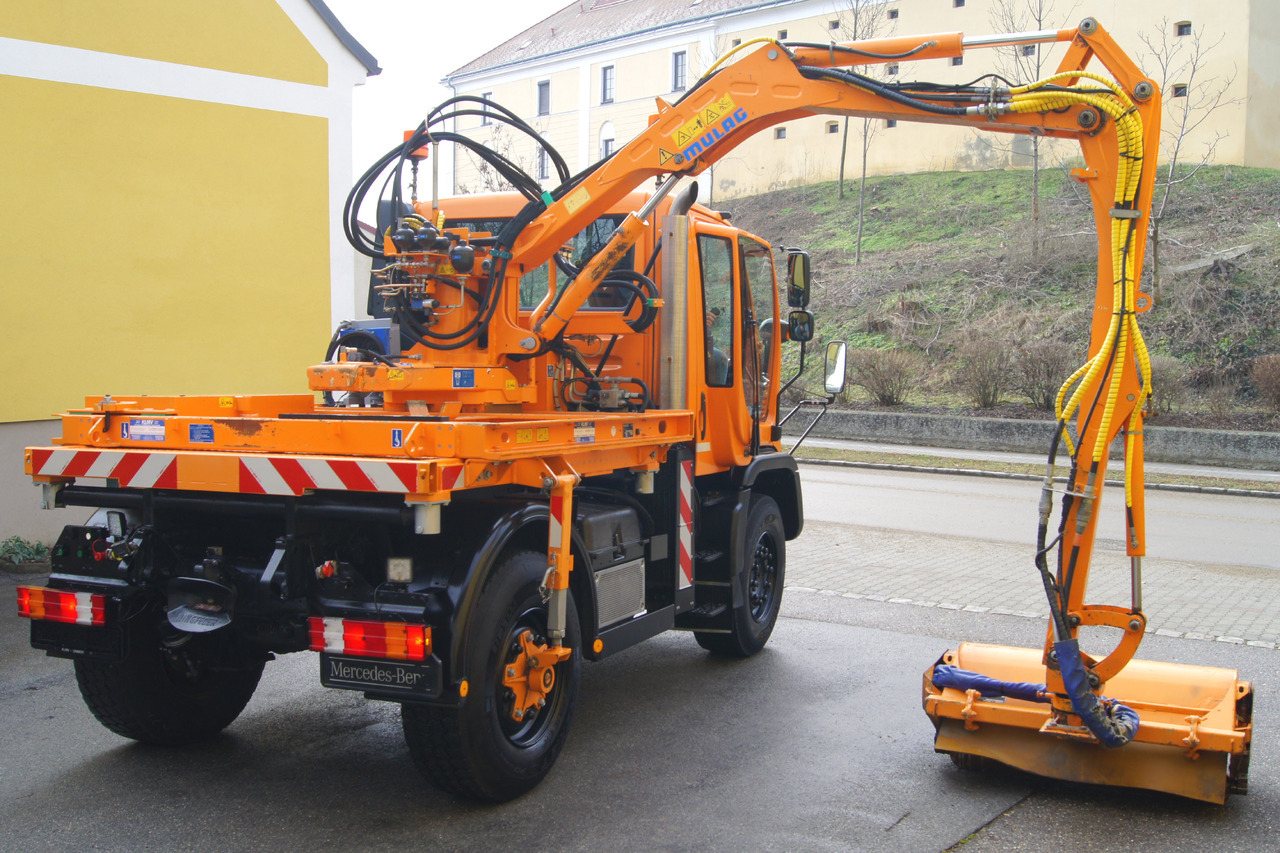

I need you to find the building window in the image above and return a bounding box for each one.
[481,92,492,126]
[601,65,615,104]
[951,56,964,66]
[778,29,788,39]
[672,51,687,91]
[829,20,839,31]
[774,127,787,139]
[537,80,550,115]
[1172,83,1188,98]
[1176,21,1192,36]
[600,121,616,159]
[885,119,897,128]
[888,8,899,19]
[536,147,549,180]
[827,121,839,134]
[1022,44,1036,56]
[954,0,964,6]
[731,38,741,47]
[887,63,899,75]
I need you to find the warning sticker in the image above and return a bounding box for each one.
[536,427,550,442]
[452,368,476,389]
[189,424,214,444]
[563,186,591,216]
[517,428,533,444]
[658,148,676,166]
[123,418,166,442]
[573,421,595,444]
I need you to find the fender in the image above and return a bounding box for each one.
[730,450,803,540]
[431,500,597,696]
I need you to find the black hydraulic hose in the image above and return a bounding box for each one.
[784,40,935,60]
[799,66,970,116]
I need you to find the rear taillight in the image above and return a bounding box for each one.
[17,586,107,626]
[308,616,429,661]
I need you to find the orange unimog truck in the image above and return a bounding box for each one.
[19,19,1250,804]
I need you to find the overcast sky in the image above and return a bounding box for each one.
[323,0,569,186]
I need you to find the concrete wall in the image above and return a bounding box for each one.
[785,408,1280,470]
[1,421,80,545]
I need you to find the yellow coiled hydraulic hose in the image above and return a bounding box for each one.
[1007,72,1152,517]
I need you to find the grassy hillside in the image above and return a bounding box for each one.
[720,165,1280,429]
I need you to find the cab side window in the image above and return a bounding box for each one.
[698,235,735,387]
[739,237,777,394]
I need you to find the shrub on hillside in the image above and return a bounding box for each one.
[1148,355,1191,414]
[953,334,1013,409]
[1249,353,1280,414]
[1014,339,1077,411]
[848,348,923,406]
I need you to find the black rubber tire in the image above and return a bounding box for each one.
[402,549,581,802]
[695,494,786,657]
[74,617,265,746]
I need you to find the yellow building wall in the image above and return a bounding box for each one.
[0,0,327,85]
[0,75,330,423]
[450,0,1268,200]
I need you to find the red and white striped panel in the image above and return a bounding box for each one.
[31,448,177,489]
[30,448,418,496]
[677,458,693,589]
[238,456,417,496]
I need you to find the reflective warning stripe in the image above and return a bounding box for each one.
[549,495,565,545]
[677,458,693,588]
[238,457,417,496]
[33,448,177,489]
[31,448,419,496]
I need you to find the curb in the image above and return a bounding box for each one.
[793,456,1280,499]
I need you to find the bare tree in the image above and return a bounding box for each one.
[458,123,543,194]
[1138,20,1242,298]
[834,0,894,263]
[986,0,1079,260]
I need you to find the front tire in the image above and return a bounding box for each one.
[402,549,581,802]
[695,494,786,657]
[74,616,265,746]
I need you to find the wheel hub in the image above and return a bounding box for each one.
[501,629,571,722]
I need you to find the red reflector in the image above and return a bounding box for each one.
[17,586,107,626]
[308,616,429,661]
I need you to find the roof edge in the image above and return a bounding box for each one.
[307,0,381,76]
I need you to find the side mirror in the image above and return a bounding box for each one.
[786,250,811,308]
[824,341,847,395]
[787,309,814,343]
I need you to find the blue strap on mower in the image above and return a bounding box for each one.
[933,639,1140,748]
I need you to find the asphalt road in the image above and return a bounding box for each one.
[1,465,1275,851]
[801,463,1280,570]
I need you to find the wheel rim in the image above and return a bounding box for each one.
[495,605,563,748]
[747,531,779,622]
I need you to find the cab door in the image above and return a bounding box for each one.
[693,224,775,471]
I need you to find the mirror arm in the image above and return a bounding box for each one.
[785,394,835,456]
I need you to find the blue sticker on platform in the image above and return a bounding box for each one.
[452,368,476,388]
[392,428,403,448]
[189,424,214,444]
[124,418,166,442]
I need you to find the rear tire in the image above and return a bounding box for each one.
[74,616,264,746]
[402,549,581,802]
[695,494,785,657]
